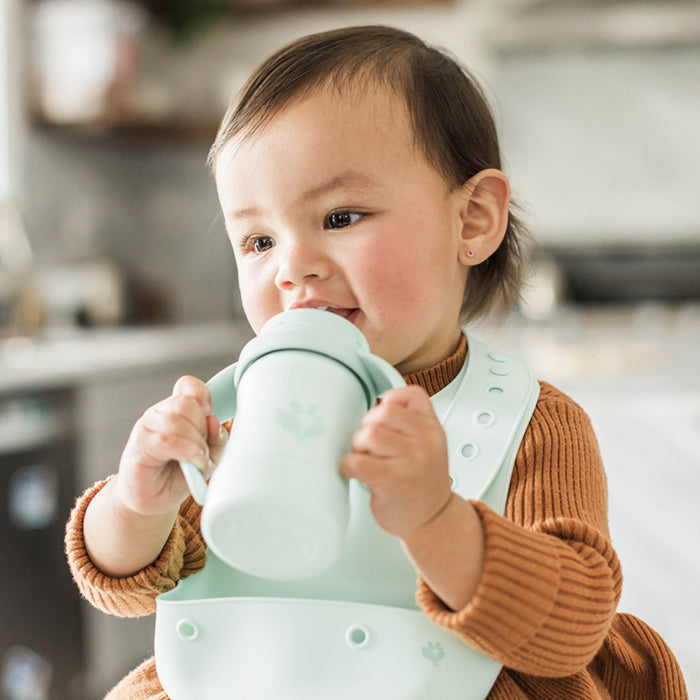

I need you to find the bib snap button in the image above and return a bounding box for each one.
[489,366,510,376]
[176,619,200,642]
[346,624,371,649]
[474,410,495,427]
[460,442,480,460]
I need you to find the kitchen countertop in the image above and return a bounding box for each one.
[470,302,700,392]
[3,303,699,394]
[0,321,253,394]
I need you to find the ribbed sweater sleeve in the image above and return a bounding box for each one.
[65,477,207,618]
[416,382,622,678]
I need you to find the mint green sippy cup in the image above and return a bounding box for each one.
[179,309,405,581]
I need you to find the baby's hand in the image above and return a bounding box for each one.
[115,376,229,517]
[340,386,453,540]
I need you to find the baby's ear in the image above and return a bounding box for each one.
[457,169,510,266]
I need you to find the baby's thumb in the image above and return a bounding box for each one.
[207,417,230,465]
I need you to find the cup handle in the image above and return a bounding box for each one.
[179,362,239,505]
[179,460,209,506]
[358,352,406,398]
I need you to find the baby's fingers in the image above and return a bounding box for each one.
[172,375,213,415]
[339,451,382,488]
[124,389,209,468]
[351,422,405,459]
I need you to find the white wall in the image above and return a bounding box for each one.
[494,48,700,247]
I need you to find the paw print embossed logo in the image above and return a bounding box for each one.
[422,641,445,667]
[275,401,326,439]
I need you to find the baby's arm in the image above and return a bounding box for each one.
[341,384,621,677]
[414,385,621,677]
[340,386,482,610]
[83,376,228,578]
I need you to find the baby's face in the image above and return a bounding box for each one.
[215,86,469,374]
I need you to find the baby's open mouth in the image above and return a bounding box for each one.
[315,306,359,321]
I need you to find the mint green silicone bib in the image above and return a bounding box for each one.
[155,335,539,699]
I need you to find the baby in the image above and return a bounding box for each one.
[66,25,687,699]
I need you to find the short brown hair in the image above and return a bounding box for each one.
[209,25,529,323]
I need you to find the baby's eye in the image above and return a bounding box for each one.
[325,210,363,230]
[246,235,275,254]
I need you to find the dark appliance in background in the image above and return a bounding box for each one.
[546,242,700,305]
[1,390,84,700]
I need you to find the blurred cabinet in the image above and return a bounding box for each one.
[1,321,248,699]
[0,389,82,700]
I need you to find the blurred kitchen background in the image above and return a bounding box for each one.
[1,0,699,698]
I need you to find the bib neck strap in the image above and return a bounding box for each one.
[403,335,467,397]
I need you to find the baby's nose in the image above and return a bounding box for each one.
[275,240,331,289]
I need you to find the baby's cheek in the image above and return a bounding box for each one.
[240,284,278,333]
[360,248,418,310]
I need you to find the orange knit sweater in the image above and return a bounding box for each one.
[65,338,687,699]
